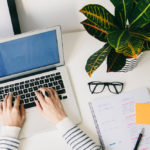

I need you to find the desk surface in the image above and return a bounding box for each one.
[19,31,150,150]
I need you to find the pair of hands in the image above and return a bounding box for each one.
[0,88,67,127]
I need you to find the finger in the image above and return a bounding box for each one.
[0,102,3,114]
[50,88,59,99]
[20,104,26,122]
[35,101,43,114]
[3,95,8,110]
[35,91,46,106]
[14,95,21,109]
[39,88,54,101]
[7,93,13,109]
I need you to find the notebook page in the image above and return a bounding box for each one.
[0,0,14,38]
[90,88,150,150]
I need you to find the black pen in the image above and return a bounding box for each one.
[133,128,144,150]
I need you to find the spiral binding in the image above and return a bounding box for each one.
[89,102,105,150]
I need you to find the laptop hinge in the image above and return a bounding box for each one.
[0,67,56,84]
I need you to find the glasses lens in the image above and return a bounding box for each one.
[108,83,123,94]
[89,82,104,94]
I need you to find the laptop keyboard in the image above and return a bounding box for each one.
[0,72,67,109]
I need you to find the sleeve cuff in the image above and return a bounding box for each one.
[1,126,21,139]
[56,117,76,135]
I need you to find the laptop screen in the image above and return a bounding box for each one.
[0,30,60,77]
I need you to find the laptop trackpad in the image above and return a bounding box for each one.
[19,108,56,139]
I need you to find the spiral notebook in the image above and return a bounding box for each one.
[89,88,150,150]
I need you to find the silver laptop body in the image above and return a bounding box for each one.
[0,26,81,139]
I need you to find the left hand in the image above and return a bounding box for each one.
[0,93,25,127]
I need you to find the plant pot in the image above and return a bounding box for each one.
[119,52,143,72]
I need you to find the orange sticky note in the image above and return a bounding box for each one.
[136,103,150,124]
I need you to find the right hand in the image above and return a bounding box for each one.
[35,88,67,124]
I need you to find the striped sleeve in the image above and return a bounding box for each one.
[0,126,20,150]
[57,118,102,150]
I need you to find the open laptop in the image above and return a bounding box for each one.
[0,26,81,139]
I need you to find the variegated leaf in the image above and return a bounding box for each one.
[80,4,118,33]
[85,44,111,77]
[110,0,133,28]
[81,19,108,42]
[142,41,150,51]
[107,48,126,72]
[107,29,130,50]
[116,37,144,58]
[129,0,150,29]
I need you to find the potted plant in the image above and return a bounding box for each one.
[80,0,150,77]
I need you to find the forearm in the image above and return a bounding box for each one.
[57,118,101,150]
[0,126,20,150]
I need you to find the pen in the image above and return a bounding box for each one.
[133,128,144,150]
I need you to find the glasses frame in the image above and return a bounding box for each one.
[88,81,124,94]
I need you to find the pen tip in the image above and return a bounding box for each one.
[141,128,145,134]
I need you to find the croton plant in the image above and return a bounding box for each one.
[80,0,150,77]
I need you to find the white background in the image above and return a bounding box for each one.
[15,0,114,33]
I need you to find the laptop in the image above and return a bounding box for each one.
[0,26,81,139]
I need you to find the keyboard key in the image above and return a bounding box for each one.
[30,97,34,102]
[15,83,19,86]
[48,83,52,87]
[53,82,58,86]
[45,79,49,83]
[44,84,48,87]
[41,76,45,79]
[13,92,18,96]
[26,93,30,98]
[23,89,28,93]
[40,80,44,84]
[63,96,67,99]
[20,85,24,89]
[29,88,33,92]
[5,89,9,93]
[21,95,25,99]
[24,99,29,103]
[20,100,24,104]
[51,74,55,76]
[25,80,29,83]
[46,75,50,78]
[56,72,60,75]
[15,87,19,90]
[0,95,3,99]
[20,82,24,85]
[33,87,38,91]
[10,88,14,92]
[55,76,61,80]
[56,86,61,90]
[50,78,54,82]
[57,89,66,95]
[25,84,29,88]
[0,90,4,95]
[24,102,36,109]
[18,90,23,95]
[36,78,39,81]
[31,92,35,96]
[30,83,34,87]
[35,82,39,85]
[30,79,34,82]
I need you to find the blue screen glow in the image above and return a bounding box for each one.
[0,30,60,77]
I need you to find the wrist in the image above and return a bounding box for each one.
[1,126,21,139]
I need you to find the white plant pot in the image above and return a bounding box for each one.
[119,52,143,72]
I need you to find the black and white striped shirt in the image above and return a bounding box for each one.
[0,118,101,150]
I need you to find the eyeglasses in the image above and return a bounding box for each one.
[88,81,124,94]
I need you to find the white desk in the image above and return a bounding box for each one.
[19,31,150,150]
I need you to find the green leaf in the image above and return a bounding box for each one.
[130,29,150,41]
[110,0,133,28]
[129,0,150,29]
[107,48,126,72]
[80,4,118,33]
[107,29,130,50]
[142,41,150,51]
[85,44,111,77]
[116,37,144,58]
[81,19,108,42]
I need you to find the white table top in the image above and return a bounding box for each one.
[19,31,150,150]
